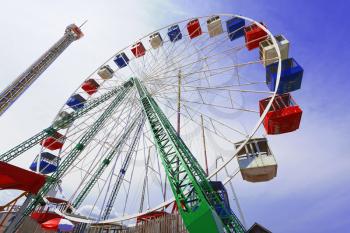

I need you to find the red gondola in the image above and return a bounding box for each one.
[40,131,66,150]
[187,19,202,39]
[259,93,302,134]
[131,42,146,58]
[244,23,268,50]
[81,79,100,95]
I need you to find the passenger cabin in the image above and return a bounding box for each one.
[207,16,223,37]
[81,79,100,95]
[114,53,129,69]
[40,131,66,151]
[209,181,234,224]
[266,58,303,94]
[168,24,182,42]
[259,93,302,134]
[259,35,289,67]
[29,152,59,174]
[226,17,245,41]
[131,42,146,58]
[235,138,277,182]
[149,32,163,49]
[187,18,202,39]
[97,65,114,79]
[244,23,268,50]
[53,111,74,129]
[66,94,86,110]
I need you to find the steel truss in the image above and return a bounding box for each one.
[134,77,245,233]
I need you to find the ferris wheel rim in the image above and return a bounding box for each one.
[42,12,284,224]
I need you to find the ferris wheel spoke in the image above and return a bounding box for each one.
[145,65,245,96]
[60,97,141,183]
[144,22,216,80]
[59,94,137,161]
[149,36,242,79]
[172,95,248,138]
[72,107,142,175]
[66,108,139,181]
[149,78,251,121]
[154,94,258,113]
[156,83,272,94]
[141,36,181,79]
[121,154,138,215]
[147,22,225,77]
[61,89,135,135]
[145,46,173,77]
[92,116,145,219]
[156,97,247,142]
[144,58,264,86]
[139,145,151,213]
[74,118,144,217]
[149,22,193,73]
[148,26,245,79]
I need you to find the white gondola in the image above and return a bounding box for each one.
[259,35,289,66]
[207,16,223,37]
[149,32,163,49]
[235,138,277,182]
[97,65,114,80]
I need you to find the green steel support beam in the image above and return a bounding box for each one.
[0,79,134,162]
[5,79,133,233]
[134,78,245,233]
[72,112,143,209]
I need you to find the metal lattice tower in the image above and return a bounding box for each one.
[0,24,84,116]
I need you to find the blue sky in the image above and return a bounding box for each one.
[0,1,349,232]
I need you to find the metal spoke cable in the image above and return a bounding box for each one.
[68,110,142,207]
[139,146,151,213]
[59,95,139,178]
[155,98,243,143]
[101,115,145,220]
[147,20,232,78]
[155,94,258,113]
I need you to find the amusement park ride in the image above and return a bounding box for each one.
[0,23,84,117]
[0,14,303,233]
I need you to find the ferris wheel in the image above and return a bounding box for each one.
[3,14,304,233]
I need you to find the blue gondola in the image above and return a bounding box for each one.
[114,52,129,68]
[226,17,245,41]
[266,58,303,94]
[29,152,59,174]
[66,94,86,110]
[168,25,182,42]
